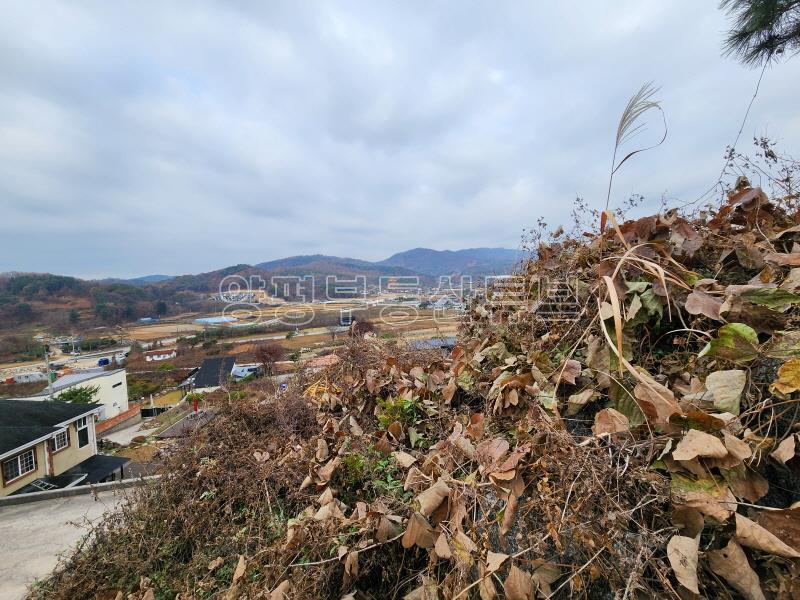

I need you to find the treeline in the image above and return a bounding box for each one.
[0,273,213,331]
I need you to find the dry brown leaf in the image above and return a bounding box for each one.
[566,388,595,416]
[404,466,431,493]
[685,290,723,320]
[755,507,800,553]
[392,450,417,469]
[531,560,561,596]
[672,507,704,537]
[706,369,747,414]
[707,538,766,600]
[500,493,519,538]
[387,421,405,443]
[416,479,451,517]
[318,487,335,506]
[376,515,403,542]
[736,513,800,558]
[315,457,340,486]
[723,432,752,462]
[315,438,329,462]
[479,565,498,600]
[486,551,509,573]
[672,429,728,461]
[672,475,736,522]
[555,359,581,385]
[765,252,800,267]
[349,416,364,437]
[231,555,247,586]
[404,576,439,600]
[592,407,630,436]
[442,380,457,404]
[452,530,478,564]
[207,557,224,571]
[314,500,346,521]
[466,412,485,440]
[476,437,510,469]
[503,565,535,600]
[771,434,797,465]
[269,581,293,599]
[401,512,436,549]
[586,336,611,389]
[771,359,800,395]
[634,379,681,425]
[724,465,769,503]
[667,535,699,594]
[344,551,359,577]
[434,533,452,559]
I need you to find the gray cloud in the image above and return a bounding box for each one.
[1,1,799,278]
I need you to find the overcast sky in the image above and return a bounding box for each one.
[1,2,799,279]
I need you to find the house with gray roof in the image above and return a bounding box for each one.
[0,399,128,496]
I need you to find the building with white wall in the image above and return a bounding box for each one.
[144,348,177,362]
[27,369,130,420]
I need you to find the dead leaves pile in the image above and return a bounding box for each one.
[31,184,800,599]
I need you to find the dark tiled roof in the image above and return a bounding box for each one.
[62,454,130,483]
[11,454,130,494]
[194,357,235,388]
[0,399,102,455]
[0,426,58,455]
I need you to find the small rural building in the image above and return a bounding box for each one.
[433,297,464,311]
[12,371,48,384]
[192,357,236,393]
[144,348,177,362]
[0,399,129,496]
[26,369,130,420]
[231,363,261,380]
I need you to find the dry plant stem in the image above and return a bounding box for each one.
[288,532,404,568]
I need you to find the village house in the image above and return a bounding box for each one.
[26,368,130,420]
[192,356,236,393]
[144,348,177,362]
[0,399,129,496]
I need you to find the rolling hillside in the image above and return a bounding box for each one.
[378,247,523,276]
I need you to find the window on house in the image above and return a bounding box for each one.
[76,417,90,448]
[2,448,36,482]
[53,430,69,451]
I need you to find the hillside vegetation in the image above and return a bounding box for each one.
[29,178,800,599]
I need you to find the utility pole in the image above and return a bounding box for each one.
[44,344,54,400]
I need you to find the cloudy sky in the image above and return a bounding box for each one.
[1,1,799,279]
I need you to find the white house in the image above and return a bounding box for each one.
[26,369,130,420]
[144,348,177,362]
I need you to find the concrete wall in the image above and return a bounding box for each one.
[0,443,47,497]
[51,421,95,475]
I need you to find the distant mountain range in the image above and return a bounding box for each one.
[97,274,174,286]
[379,247,522,276]
[112,247,524,287]
[0,248,525,333]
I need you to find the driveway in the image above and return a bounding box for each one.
[102,421,159,446]
[0,491,123,599]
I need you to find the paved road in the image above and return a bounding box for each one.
[102,422,159,446]
[0,491,123,600]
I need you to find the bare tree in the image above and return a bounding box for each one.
[256,343,286,376]
[350,319,376,338]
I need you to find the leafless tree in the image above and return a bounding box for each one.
[256,343,286,376]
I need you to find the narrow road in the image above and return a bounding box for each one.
[0,491,123,599]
